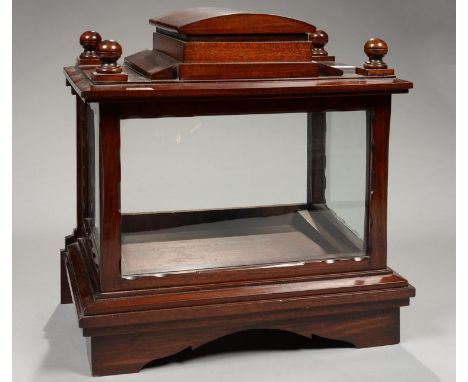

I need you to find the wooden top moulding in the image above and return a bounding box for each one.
[150,7,316,35]
[67,7,412,95]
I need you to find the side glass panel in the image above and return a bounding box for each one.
[119,112,367,278]
[85,104,100,263]
[323,111,367,252]
[93,108,100,253]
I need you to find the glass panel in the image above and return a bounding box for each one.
[120,114,307,212]
[93,108,100,253]
[120,112,367,278]
[324,111,367,245]
[85,104,100,258]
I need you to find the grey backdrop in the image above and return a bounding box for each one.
[13,0,455,381]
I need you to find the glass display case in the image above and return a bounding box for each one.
[61,7,415,376]
[115,111,368,278]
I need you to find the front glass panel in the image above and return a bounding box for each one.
[120,114,306,212]
[119,112,368,278]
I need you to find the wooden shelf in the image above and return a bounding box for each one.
[121,209,364,277]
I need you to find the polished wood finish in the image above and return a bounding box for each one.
[364,38,389,69]
[307,112,327,205]
[356,67,395,76]
[65,65,411,101]
[358,38,395,76]
[91,71,128,82]
[64,239,413,375]
[60,249,73,304]
[310,30,328,55]
[96,40,123,73]
[310,29,335,61]
[158,30,311,42]
[127,8,334,81]
[77,31,101,66]
[61,7,414,376]
[66,239,411,317]
[96,103,121,292]
[91,40,128,82]
[124,50,178,80]
[150,7,316,35]
[86,309,402,376]
[154,32,314,62]
[75,96,88,237]
[179,62,342,80]
[367,98,392,268]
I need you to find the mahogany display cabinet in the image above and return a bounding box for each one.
[61,7,415,376]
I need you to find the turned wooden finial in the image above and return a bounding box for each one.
[91,39,128,82]
[364,38,388,69]
[310,30,329,56]
[80,31,102,59]
[96,40,123,74]
[77,31,102,65]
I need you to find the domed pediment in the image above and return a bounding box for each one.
[150,7,316,35]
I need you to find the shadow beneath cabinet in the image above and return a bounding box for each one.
[38,305,90,378]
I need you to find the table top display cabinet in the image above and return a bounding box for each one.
[61,7,415,376]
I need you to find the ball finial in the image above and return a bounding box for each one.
[364,38,388,69]
[96,40,123,74]
[79,31,102,59]
[310,30,329,56]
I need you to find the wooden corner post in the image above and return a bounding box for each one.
[367,95,392,269]
[97,103,122,291]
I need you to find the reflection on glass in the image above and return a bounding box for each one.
[93,108,100,253]
[120,112,368,278]
[325,111,367,244]
[120,114,307,212]
[85,105,100,255]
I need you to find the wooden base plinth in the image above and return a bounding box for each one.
[61,235,415,377]
[87,309,400,376]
